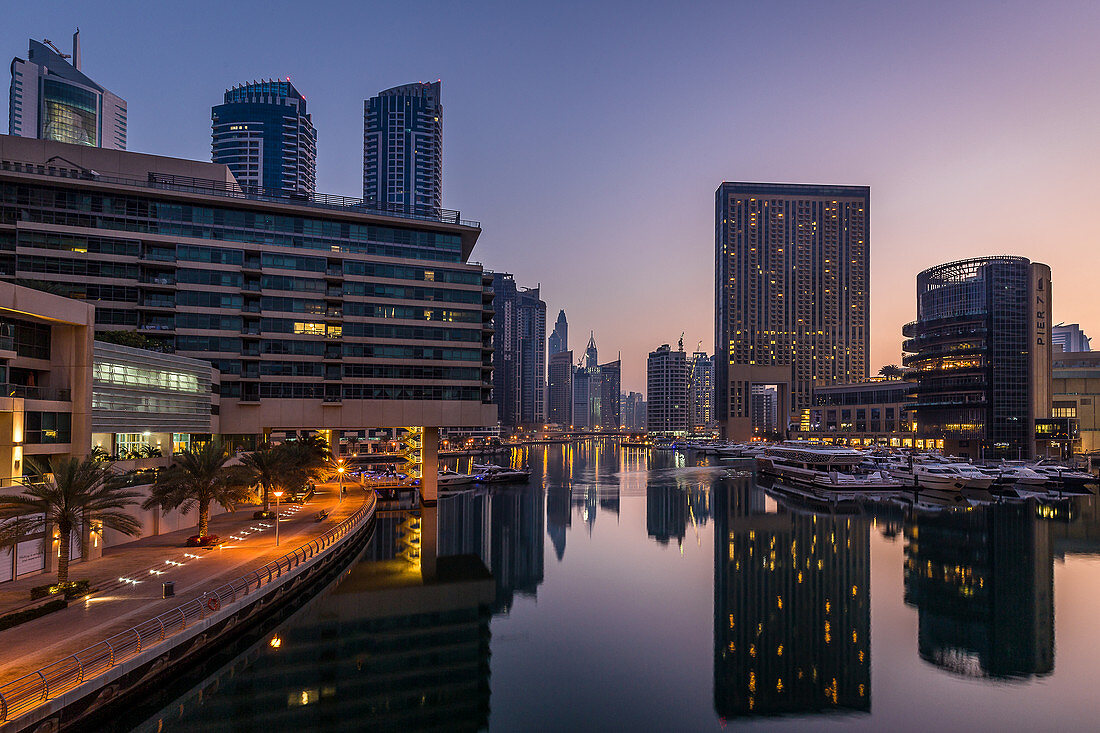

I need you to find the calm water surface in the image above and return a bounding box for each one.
[138,441,1100,731]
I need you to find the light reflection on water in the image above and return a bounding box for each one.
[134,440,1100,732]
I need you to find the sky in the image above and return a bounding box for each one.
[5,0,1100,395]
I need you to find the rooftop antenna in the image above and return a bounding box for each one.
[72,28,81,70]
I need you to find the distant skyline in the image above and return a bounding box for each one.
[6,1,1100,394]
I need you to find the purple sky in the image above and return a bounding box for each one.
[6,1,1100,394]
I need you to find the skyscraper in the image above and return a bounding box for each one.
[490,273,546,428]
[715,182,870,440]
[647,343,689,435]
[212,79,316,195]
[363,81,443,214]
[1052,323,1091,353]
[9,32,126,150]
[548,309,568,355]
[547,350,574,426]
[689,351,715,431]
[571,334,620,429]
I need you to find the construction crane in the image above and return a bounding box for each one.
[42,39,71,59]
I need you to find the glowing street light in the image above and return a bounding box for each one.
[273,490,284,546]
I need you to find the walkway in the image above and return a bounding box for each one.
[0,482,368,685]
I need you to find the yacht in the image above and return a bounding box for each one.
[757,443,901,489]
[438,468,476,488]
[887,462,993,492]
[996,462,1049,486]
[472,464,532,483]
[1028,460,1097,490]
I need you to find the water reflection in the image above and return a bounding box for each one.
[713,478,871,720]
[903,502,1054,679]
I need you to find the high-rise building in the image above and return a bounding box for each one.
[647,343,689,435]
[1052,323,1091,353]
[547,350,573,426]
[571,334,620,429]
[750,384,778,436]
[621,391,647,431]
[211,79,316,196]
[689,351,714,431]
[9,32,126,150]
[902,256,1052,459]
[548,309,568,355]
[490,273,546,428]
[0,135,495,469]
[715,182,870,440]
[363,81,442,215]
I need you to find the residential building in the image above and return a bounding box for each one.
[490,273,546,428]
[571,334,620,429]
[1053,323,1091,353]
[547,350,573,426]
[212,79,316,195]
[9,32,127,150]
[363,81,442,215]
[689,351,714,432]
[793,379,918,447]
[621,391,646,431]
[0,135,496,497]
[647,343,689,435]
[715,182,870,440]
[750,384,778,437]
[548,309,568,355]
[903,256,1052,459]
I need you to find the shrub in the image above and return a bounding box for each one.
[29,579,91,600]
[0,598,67,631]
[186,534,221,547]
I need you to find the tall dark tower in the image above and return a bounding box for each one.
[549,309,568,355]
[363,81,443,214]
[715,182,870,440]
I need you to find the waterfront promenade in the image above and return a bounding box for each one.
[0,482,367,686]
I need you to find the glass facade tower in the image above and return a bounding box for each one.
[363,82,443,215]
[212,79,316,195]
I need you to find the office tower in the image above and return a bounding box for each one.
[689,351,715,431]
[212,79,316,195]
[715,182,870,440]
[1052,323,1091,353]
[571,334,620,429]
[647,343,689,435]
[363,81,442,214]
[0,135,495,451]
[548,309,568,355]
[903,256,1052,459]
[490,273,546,428]
[9,32,126,150]
[547,350,574,426]
[714,477,871,719]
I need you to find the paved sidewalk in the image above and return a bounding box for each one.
[0,482,367,684]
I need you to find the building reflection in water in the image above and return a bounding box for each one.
[713,478,871,720]
[903,501,1054,679]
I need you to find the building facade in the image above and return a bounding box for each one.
[363,82,442,215]
[9,33,126,150]
[212,79,316,196]
[621,391,646,431]
[794,379,919,447]
[715,182,870,440]
[572,334,620,429]
[902,256,1052,459]
[647,344,689,435]
[0,135,496,451]
[689,351,714,432]
[1052,351,1100,455]
[547,349,573,426]
[1053,323,1091,353]
[548,308,568,356]
[489,273,546,428]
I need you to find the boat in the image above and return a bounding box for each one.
[887,462,993,492]
[472,463,532,483]
[996,462,1049,486]
[757,443,902,489]
[437,468,476,488]
[1028,460,1097,491]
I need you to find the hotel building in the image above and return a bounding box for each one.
[715,183,870,441]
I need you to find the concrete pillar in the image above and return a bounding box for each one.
[421,426,439,506]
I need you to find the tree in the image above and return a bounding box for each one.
[143,440,251,539]
[878,364,904,380]
[0,456,142,585]
[238,446,289,513]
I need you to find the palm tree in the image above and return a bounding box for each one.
[0,456,142,585]
[278,437,330,492]
[143,440,251,540]
[238,445,289,514]
[878,364,904,380]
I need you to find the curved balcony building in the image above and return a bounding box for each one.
[902,256,1052,459]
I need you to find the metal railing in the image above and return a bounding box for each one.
[0,492,375,723]
[0,159,480,229]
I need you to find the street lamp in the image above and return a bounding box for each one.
[337,460,346,498]
[273,490,284,546]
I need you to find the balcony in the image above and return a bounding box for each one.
[4,384,71,401]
